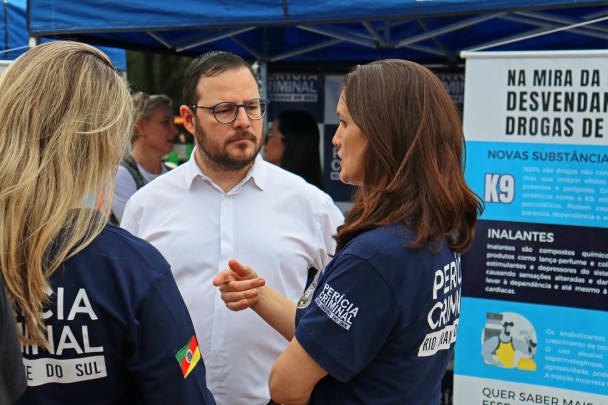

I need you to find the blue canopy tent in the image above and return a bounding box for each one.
[1,0,126,69]
[25,0,607,201]
[27,0,607,66]
[1,0,28,60]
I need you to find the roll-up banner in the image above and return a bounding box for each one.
[455,50,608,405]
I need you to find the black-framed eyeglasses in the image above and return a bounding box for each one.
[190,98,269,124]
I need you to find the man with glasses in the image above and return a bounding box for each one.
[121,51,344,405]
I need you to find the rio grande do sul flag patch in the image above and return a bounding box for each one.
[175,335,201,378]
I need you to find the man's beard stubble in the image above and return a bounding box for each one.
[194,122,262,172]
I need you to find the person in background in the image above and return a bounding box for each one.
[0,41,215,405]
[121,51,344,405]
[214,59,483,404]
[264,109,324,190]
[111,92,178,223]
[0,276,25,404]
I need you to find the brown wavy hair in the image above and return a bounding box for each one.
[335,59,483,253]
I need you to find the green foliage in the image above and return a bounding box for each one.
[126,50,193,115]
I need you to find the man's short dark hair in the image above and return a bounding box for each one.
[183,51,258,106]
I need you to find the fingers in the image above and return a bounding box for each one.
[228,259,258,279]
[221,288,260,310]
[218,277,265,293]
[213,260,260,286]
[212,269,233,287]
[214,259,265,312]
[215,273,266,312]
[226,298,259,312]
[220,284,264,311]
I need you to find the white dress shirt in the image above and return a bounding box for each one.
[121,153,344,405]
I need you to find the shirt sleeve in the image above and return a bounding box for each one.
[120,197,141,236]
[295,253,398,382]
[126,270,215,404]
[315,194,344,268]
[112,165,137,224]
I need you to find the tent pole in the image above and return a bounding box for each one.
[260,60,268,136]
[3,0,9,57]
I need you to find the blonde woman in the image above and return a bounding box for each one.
[0,42,215,404]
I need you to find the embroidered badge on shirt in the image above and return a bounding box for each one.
[298,270,320,309]
[175,335,201,378]
[314,283,359,330]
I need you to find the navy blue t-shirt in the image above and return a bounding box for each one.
[295,224,461,404]
[15,222,215,405]
[1,276,26,404]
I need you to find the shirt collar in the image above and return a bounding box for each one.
[184,147,267,192]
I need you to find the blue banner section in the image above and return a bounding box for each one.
[463,220,608,312]
[456,297,608,396]
[457,51,608,405]
[266,75,324,121]
[465,141,608,229]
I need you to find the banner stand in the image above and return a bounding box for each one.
[454,50,608,405]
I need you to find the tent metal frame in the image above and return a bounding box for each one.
[119,8,608,63]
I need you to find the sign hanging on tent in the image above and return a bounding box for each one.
[454,50,608,405]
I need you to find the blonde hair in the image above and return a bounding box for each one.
[0,41,133,346]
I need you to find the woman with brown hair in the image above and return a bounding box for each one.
[214,59,483,404]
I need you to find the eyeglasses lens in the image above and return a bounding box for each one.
[214,102,237,124]
[245,99,266,120]
[213,99,267,124]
